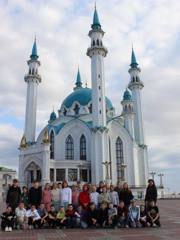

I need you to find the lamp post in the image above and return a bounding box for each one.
[102,161,111,183]
[158,173,164,188]
[149,171,156,180]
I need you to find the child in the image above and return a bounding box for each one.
[117,201,129,228]
[147,201,160,227]
[56,206,66,228]
[37,203,48,227]
[47,205,57,228]
[65,204,76,228]
[97,202,108,228]
[140,204,147,227]
[15,202,27,229]
[129,200,141,228]
[88,202,99,228]
[109,185,119,207]
[75,205,88,229]
[108,203,117,228]
[26,205,41,229]
[1,206,15,232]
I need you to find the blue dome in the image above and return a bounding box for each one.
[123,89,132,101]
[61,87,113,110]
[49,111,57,121]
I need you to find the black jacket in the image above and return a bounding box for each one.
[88,209,99,225]
[28,186,42,206]
[6,186,21,210]
[119,189,134,206]
[145,186,157,203]
[97,208,108,225]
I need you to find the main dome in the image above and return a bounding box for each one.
[61,87,113,110]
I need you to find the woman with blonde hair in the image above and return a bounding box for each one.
[119,182,134,207]
[51,183,60,211]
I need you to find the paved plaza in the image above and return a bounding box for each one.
[0,200,180,240]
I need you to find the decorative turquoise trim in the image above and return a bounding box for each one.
[49,111,57,121]
[123,88,132,101]
[48,123,66,135]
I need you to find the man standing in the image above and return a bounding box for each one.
[6,179,21,212]
[28,180,42,208]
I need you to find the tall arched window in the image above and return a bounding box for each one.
[50,131,55,159]
[65,135,74,160]
[80,135,86,160]
[116,137,124,181]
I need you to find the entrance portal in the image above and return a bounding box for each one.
[24,162,41,187]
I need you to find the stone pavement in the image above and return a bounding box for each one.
[0,200,180,240]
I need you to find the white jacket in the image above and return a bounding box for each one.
[62,187,72,204]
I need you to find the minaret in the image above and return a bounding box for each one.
[87,6,108,127]
[24,38,41,143]
[121,88,135,139]
[128,48,145,145]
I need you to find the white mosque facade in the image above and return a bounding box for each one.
[19,8,149,190]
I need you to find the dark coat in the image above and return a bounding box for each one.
[28,186,42,207]
[88,209,99,225]
[119,189,134,207]
[145,186,157,203]
[97,208,108,225]
[6,186,21,210]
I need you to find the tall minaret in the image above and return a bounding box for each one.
[128,48,144,145]
[24,39,41,143]
[87,6,108,127]
[121,88,135,139]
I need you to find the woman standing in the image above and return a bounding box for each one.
[119,182,134,207]
[42,183,52,211]
[145,179,157,208]
[51,183,60,212]
[61,181,72,209]
[72,185,79,210]
[79,184,90,208]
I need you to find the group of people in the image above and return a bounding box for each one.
[1,178,160,231]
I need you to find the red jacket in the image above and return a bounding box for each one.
[79,185,90,206]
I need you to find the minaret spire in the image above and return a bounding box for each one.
[92,4,101,30]
[130,47,138,68]
[30,37,39,60]
[74,67,82,90]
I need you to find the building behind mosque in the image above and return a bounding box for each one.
[19,7,149,195]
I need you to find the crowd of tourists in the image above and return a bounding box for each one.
[1,179,160,231]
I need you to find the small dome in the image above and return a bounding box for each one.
[61,87,113,110]
[123,89,132,101]
[49,111,57,121]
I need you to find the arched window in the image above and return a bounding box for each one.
[50,131,55,159]
[88,104,92,113]
[29,69,31,75]
[32,68,35,75]
[65,135,74,160]
[97,39,99,45]
[80,135,86,160]
[116,137,124,181]
[74,104,80,115]
[93,40,95,46]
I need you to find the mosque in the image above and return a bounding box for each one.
[19,7,149,193]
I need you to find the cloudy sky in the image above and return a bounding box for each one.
[0,0,180,192]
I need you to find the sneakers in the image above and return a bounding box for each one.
[5,227,12,232]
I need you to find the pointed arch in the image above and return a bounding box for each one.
[116,137,124,181]
[80,134,86,160]
[65,135,74,160]
[50,130,55,159]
